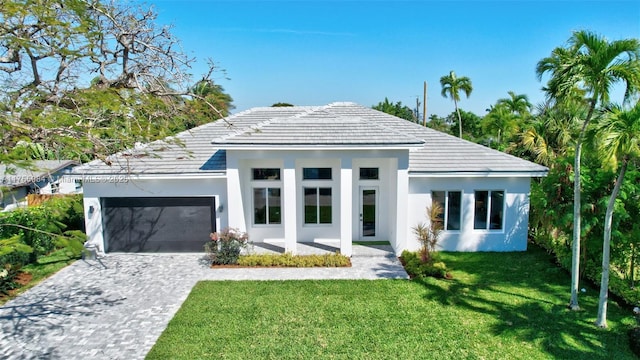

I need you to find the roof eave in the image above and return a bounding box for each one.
[409,170,549,178]
[67,172,226,180]
[211,143,424,151]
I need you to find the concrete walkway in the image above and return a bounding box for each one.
[0,245,407,360]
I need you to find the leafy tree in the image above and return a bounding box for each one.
[592,102,640,328]
[445,109,482,141]
[425,114,451,133]
[0,0,232,164]
[536,30,640,310]
[372,98,416,122]
[272,102,294,107]
[440,71,473,138]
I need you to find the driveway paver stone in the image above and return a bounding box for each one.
[0,245,407,360]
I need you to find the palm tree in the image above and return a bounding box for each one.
[536,30,640,310]
[483,103,517,146]
[440,71,472,138]
[593,102,640,328]
[497,91,532,116]
[517,100,584,167]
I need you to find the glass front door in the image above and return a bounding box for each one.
[360,187,377,238]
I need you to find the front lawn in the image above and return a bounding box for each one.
[147,246,635,359]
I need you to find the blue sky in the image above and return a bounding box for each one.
[149,0,639,117]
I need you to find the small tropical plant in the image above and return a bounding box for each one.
[204,227,249,265]
[412,203,444,263]
[403,203,450,279]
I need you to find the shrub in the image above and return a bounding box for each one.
[237,253,351,267]
[401,250,450,279]
[0,195,85,263]
[629,327,640,357]
[0,264,20,295]
[204,228,249,265]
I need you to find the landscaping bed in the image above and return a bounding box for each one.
[209,253,351,268]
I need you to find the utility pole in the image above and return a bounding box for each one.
[423,81,427,126]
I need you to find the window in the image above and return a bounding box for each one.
[474,190,504,230]
[253,168,280,180]
[432,191,462,230]
[359,168,379,180]
[304,187,332,224]
[252,168,281,225]
[254,188,281,224]
[303,168,332,180]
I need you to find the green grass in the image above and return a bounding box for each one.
[0,249,77,305]
[352,240,391,245]
[147,245,635,359]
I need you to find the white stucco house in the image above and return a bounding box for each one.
[72,102,547,256]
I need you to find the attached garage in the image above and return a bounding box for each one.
[101,197,216,252]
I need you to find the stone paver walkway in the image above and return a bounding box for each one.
[0,244,407,360]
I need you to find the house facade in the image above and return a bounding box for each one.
[74,103,547,255]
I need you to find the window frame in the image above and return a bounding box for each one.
[252,168,281,181]
[302,167,332,180]
[253,187,282,225]
[251,168,282,226]
[473,190,505,231]
[359,167,379,180]
[432,190,462,231]
[303,186,332,225]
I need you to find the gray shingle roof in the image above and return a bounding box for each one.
[73,102,548,176]
[213,108,425,147]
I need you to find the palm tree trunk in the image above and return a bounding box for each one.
[455,99,462,138]
[569,103,596,310]
[569,139,583,310]
[596,160,628,328]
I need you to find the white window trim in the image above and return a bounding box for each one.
[302,186,333,226]
[252,187,282,226]
[433,190,462,232]
[473,190,506,232]
[250,168,283,227]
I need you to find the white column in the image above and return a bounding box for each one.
[283,158,297,254]
[394,158,409,254]
[340,158,353,257]
[226,156,246,232]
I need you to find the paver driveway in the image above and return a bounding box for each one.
[0,246,407,360]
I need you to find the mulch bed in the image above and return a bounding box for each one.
[0,271,33,301]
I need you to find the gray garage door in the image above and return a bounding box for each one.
[102,197,215,252]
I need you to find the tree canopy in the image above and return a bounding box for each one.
[372,98,416,122]
[0,0,233,164]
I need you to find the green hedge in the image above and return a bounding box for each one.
[237,253,351,267]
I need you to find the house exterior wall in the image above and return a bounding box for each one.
[407,176,532,252]
[225,149,408,255]
[80,157,534,255]
[82,177,227,253]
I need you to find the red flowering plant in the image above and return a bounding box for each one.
[204,227,249,265]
